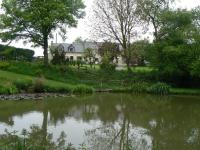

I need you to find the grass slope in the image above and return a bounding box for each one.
[0,61,200,95]
[0,70,68,86]
[0,70,94,94]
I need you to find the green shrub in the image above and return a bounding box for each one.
[34,69,43,77]
[0,62,10,69]
[131,82,148,93]
[73,85,94,94]
[44,85,72,93]
[0,82,18,94]
[33,77,45,93]
[112,87,132,93]
[100,63,116,72]
[0,44,34,61]
[14,78,33,91]
[191,60,200,78]
[0,86,9,94]
[147,82,171,95]
[59,66,67,74]
[100,54,116,72]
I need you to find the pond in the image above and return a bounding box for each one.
[0,93,200,150]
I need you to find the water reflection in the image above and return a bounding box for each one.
[0,94,200,149]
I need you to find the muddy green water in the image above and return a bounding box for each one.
[0,93,200,150]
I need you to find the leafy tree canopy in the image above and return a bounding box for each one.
[147,9,200,86]
[0,0,85,65]
[98,41,120,63]
[0,44,34,61]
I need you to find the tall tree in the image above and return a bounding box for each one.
[0,0,85,65]
[92,0,139,69]
[146,9,200,86]
[129,40,149,66]
[98,41,120,63]
[84,48,96,68]
[190,6,200,78]
[136,0,173,41]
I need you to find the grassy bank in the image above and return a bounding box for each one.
[171,88,200,95]
[0,61,153,89]
[0,70,94,94]
[0,61,200,95]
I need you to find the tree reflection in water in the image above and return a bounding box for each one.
[1,94,200,150]
[85,107,152,150]
[0,125,78,150]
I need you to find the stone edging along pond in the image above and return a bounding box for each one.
[0,93,71,101]
[1,87,200,100]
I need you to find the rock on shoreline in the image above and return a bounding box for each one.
[0,93,70,101]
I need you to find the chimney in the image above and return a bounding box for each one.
[56,33,58,44]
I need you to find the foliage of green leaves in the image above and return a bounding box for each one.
[0,45,34,61]
[84,48,96,68]
[191,60,200,78]
[14,78,33,92]
[98,41,120,63]
[129,40,149,66]
[146,9,200,86]
[72,85,94,94]
[100,54,116,72]
[0,82,18,94]
[50,46,66,65]
[131,82,148,93]
[0,0,85,64]
[147,82,171,95]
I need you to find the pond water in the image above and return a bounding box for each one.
[0,93,200,150]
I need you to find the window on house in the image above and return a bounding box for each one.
[95,58,99,62]
[77,57,82,61]
[69,47,74,52]
[68,45,75,52]
[70,56,74,61]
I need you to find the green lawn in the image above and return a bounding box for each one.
[171,88,200,95]
[0,61,200,95]
[0,70,94,94]
[0,61,139,89]
[132,66,154,73]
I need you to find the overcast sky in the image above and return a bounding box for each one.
[0,0,200,56]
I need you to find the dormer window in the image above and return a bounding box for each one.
[68,44,75,52]
[57,44,64,51]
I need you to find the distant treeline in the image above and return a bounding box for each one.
[0,44,34,61]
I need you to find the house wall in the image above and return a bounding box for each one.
[49,52,126,66]
[49,52,101,62]
[65,53,84,61]
[117,56,126,67]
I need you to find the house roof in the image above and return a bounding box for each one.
[51,41,100,53]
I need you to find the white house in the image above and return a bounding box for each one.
[49,41,126,66]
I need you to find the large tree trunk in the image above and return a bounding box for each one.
[42,110,48,146]
[43,35,49,65]
[122,42,131,71]
[125,56,131,70]
[124,48,131,71]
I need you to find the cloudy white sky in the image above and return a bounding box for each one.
[0,0,200,56]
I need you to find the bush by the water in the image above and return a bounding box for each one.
[73,85,94,94]
[14,78,33,91]
[131,82,148,93]
[0,62,10,69]
[44,84,72,93]
[33,77,46,93]
[147,82,171,95]
[0,82,18,94]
